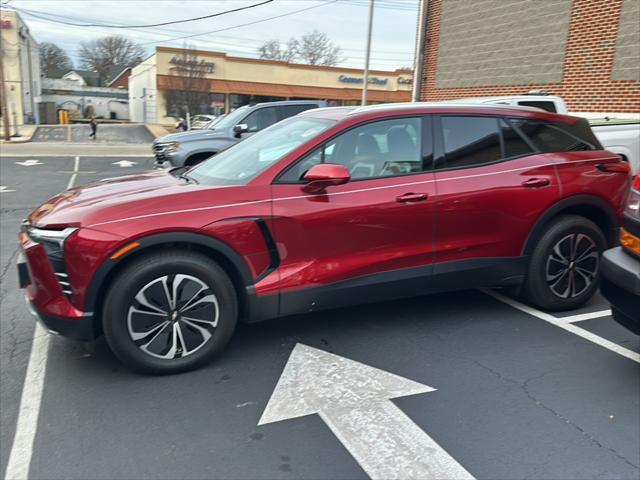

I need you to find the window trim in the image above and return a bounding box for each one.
[274,114,433,185]
[432,114,539,173]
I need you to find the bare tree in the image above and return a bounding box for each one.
[257,30,341,66]
[257,38,299,62]
[298,30,342,66]
[77,35,146,85]
[39,42,73,76]
[163,46,212,122]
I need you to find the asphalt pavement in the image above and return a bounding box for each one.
[0,152,638,480]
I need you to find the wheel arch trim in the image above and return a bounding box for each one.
[522,194,618,257]
[84,231,254,322]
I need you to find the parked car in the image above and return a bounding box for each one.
[600,175,640,334]
[189,114,219,130]
[153,100,326,168]
[452,95,640,173]
[19,103,632,374]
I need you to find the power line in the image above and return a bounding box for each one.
[138,0,341,46]
[12,1,274,28]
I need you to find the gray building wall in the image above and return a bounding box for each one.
[434,0,572,88]
[612,0,640,81]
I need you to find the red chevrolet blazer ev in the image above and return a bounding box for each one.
[18,104,632,374]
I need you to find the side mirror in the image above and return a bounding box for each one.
[303,163,351,193]
[233,123,248,137]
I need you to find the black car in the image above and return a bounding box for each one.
[600,176,640,334]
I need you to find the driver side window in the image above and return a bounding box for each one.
[279,117,424,182]
[243,107,278,133]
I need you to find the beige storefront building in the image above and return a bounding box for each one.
[0,9,41,131]
[129,46,413,126]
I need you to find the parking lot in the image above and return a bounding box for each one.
[1,152,638,480]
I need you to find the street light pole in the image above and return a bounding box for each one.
[0,47,11,141]
[361,0,375,106]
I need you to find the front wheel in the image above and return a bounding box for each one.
[103,251,237,375]
[523,215,606,311]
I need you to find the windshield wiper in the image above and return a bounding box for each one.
[179,172,199,184]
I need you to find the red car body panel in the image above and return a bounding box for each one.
[18,104,632,339]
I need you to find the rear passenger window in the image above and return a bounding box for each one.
[440,116,502,169]
[517,101,558,113]
[280,104,317,119]
[512,119,596,152]
[500,119,534,158]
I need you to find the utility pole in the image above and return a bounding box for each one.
[412,0,428,102]
[0,46,10,141]
[361,0,375,106]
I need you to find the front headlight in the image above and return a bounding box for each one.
[624,187,640,220]
[157,142,179,153]
[25,226,77,266]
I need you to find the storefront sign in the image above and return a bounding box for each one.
[169,56,215,74]
[0,20,12,29]
[338,75,388,86]
[398,77,413,85]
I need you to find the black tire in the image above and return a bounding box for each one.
[102,251,237,375]
[523,215,606,311]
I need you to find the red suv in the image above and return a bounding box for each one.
[18,104,632,374]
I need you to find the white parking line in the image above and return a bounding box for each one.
[563,310,612,323]
[481,289,639,364]
[4,156,81,480]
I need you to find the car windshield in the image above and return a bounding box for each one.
[189,116,335,185]
[205,114,226,129]
[209,106,250,130]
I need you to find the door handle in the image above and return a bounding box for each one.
[521,178,550,188]
[396,192,429,203]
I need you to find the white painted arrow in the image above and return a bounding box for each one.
[113,160,137,167]
[259,344,475,480]
[15,159,42,166]
[0,186,16,193]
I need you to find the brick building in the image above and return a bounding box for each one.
[415,0,640,114]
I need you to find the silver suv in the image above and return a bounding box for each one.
[153,100,326,168]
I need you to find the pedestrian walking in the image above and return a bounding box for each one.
[89,116,97,140]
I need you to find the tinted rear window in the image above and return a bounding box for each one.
[511,118,602,153]
[441,116,502,168]
[280,104,318,118]
[517,101,558,113]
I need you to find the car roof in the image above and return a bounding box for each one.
[300,102,566,123]
[249,100,325,108]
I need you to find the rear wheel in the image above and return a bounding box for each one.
[523,215,606,311]
[103,251,237,375]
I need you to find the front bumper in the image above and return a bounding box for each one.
[25,295,97,340]
[600,247,640,334]
[18,238,99,341]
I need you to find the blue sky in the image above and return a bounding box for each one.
[6,0,419,71]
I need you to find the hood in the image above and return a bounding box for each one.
[28,170,245,229]
[155,128,228,143]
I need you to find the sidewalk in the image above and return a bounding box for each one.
[0,125,37,144]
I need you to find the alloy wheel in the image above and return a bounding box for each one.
[127,274,219,359]
[545,233,599,299]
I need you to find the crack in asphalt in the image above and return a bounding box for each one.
[473,360,640,473]
[1,247,24,362]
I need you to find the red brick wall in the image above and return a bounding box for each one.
[420,0,640,113]
[109,68,131,89]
